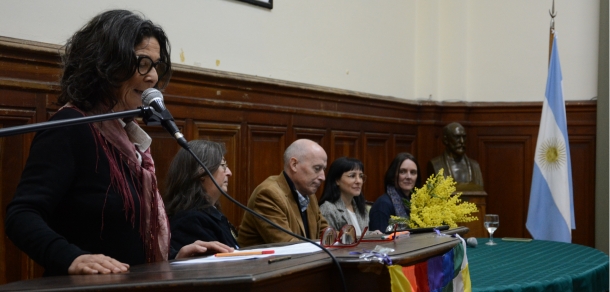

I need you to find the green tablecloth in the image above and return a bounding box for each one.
[468,238,609,292]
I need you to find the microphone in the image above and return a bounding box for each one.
[141,88,188,148]
[467,237,478,248]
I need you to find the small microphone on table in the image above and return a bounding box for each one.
[467,237,478,248]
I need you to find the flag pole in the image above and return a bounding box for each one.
[527,0,574,243]
[549,0,557,64]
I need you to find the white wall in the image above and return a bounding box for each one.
[0,0,599,102]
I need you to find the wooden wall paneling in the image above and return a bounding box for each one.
[292,114,339,134]
[468,104,541,126]
[562,102,596,245]
[416,103,442,174]
[393,134,416,158]
[36,93,53,127]
[181,118,196,141]
[195,122,243,227]
[0,135,5,284]
[141,122,185,200]
[247,125,287,205]
[417,125,440,180]
[568,135,596,247]
[294,127,328,151]
[438,105,470,126]
[465,124,480,162]
[477,135,533,239]
[330,130,360,161]
[168,64,424,127]
[0,112,44,283]
[362,133,391,202]
[0,46,61,84]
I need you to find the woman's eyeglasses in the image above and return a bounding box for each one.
[320,225,368,248]
[219,159,228,172]
[137,56,168,78]
[319,224,402,248]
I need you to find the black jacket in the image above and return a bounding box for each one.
[5,108,146,276]
[170,207,239,251]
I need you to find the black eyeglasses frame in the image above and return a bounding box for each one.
[136,55,168,78]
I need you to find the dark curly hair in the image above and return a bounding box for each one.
[319,157,367,217]
[164,140,226,217]
[58,9,171,112]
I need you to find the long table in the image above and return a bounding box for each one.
[0,227,468,291]
[468,238,609,292]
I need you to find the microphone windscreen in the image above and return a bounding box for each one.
[466,237,478,248]
[142,88,163,106]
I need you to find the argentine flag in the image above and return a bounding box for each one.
[526,33,575,243]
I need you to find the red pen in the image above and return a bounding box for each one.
[382,231,410,240]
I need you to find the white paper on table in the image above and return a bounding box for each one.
[171,242,324,265]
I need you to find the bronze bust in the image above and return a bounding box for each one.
[427,122,484,192]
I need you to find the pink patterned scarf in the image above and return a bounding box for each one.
[64,104,169,262]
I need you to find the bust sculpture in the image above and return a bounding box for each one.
[427,122,484,192]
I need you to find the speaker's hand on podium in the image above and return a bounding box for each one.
[68,254,129,275]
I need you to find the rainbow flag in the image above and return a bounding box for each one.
[388,235,471,292]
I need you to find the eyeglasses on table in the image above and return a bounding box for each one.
[319,224,402,248]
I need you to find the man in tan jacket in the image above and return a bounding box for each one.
[238,139,329,247]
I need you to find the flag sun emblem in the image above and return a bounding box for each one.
[537,137,566,171]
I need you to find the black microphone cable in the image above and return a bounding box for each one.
[181,144,348,292]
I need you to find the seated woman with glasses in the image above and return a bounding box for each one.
[165,140,240,251]
[369,153,422,232]
[319,157,381,236]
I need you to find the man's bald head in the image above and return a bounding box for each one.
[283,139,327,196]
[284,139,310,167]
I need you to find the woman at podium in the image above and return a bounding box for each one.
[4,9,231,276]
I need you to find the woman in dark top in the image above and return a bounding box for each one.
[165,140,240,250]
[368,153,422,232]
[4,10,231,276]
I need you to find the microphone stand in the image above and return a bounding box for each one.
[0,105,348,291]
[0,107,154,137]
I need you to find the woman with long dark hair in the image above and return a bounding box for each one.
[5,10,231,276]
[165,140,239,250]
[319,157,380,235]
[368,153,422,232]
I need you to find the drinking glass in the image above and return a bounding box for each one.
[484,214,499,245]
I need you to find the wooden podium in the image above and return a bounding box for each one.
[0,228,468,292]
[454,183,487,238]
